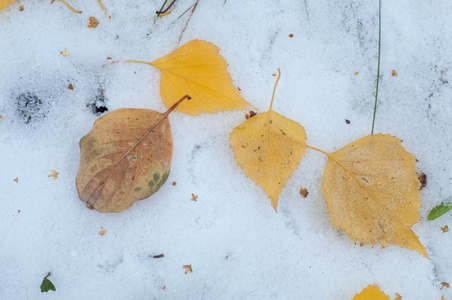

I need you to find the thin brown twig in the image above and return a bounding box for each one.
[156,0,176,15]
[178,0,199,42]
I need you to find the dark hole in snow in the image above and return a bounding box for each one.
[87,89,109,115]
[16,92,47,124]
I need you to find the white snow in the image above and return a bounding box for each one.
[1,0,452,299]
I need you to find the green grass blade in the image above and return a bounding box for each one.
[371,0,381,135]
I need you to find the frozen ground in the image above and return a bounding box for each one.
[1,0,452,299]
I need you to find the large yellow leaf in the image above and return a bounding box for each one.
[321,134,428,258]
[230,69,306,211]
[128,39,251,115]
[352,285,390,300]
[0,0,16,10]
[76,96,189,212]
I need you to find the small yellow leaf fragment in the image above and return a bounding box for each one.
[60,48,70,57]
[354,71,359,75]
[299,186,308,198]
[0,115,3,119]
[13,177,18,183]
[288,33,294,38]
[441,282,450,290]
[441,225,449,233]
[48,170,59,180]
[392,69,398,77]
[19,5,23,11]
[183,265,192,274]
[162,285,167,291]
[352,285,390,300]
[441,296,446,300]
[191,193,198,201]
[87,16,99,28]
[394,293,402,300]
[98,226,107,236]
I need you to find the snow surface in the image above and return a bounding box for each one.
[1,0,452,299]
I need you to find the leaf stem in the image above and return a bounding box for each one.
[156,0,169,17]
[156,0,176,14]
[269,68,281,111]
[52,0,82,14]
[371,0,381,135]
[125,60,153,65]
[306,144,329,156]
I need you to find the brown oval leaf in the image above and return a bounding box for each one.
[76,108,172,212]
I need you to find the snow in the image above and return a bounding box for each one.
[1,0,452,298]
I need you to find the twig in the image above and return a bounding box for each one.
[178,0,199,42]
[156,0,176,15]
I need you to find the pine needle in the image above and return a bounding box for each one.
[371,0,381,135]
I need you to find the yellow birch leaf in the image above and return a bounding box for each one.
[0,0,16,10]
[76,96,189,213]
[321,134,428,258]
[352,285,390,300]
[230,69,306,211]
[127,39,251,115]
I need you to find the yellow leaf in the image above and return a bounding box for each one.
[321,134,428,258]
[230,69,306,211]
[352,285,390,300]
[76,96,189,213]
[128,40,251,115]
[0,0,15,10]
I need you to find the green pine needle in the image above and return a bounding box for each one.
[371,0,382,135]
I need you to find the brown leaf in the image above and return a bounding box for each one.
[394,293,402,300]
[67,83,74,90]
[288,33,294,38]
[13,177,18,183]
[76,96,189,213]
[48,170,59,180]
[162,285,167,291]
[183,265,192,274]
[418,172,427,190]
[441,282,450,290]
[392,69,398,77]
[172,181,177,186]
[354,72,359,75]
[191,193,198,201]
[152,254,164,258]
[87,16,99,28]
[299,186,308,198]
[98,226,107,236]
[441,225,449,233]
[19,5,24,11]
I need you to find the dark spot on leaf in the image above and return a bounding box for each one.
[134,187,142,192]
[153,173,161,182]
